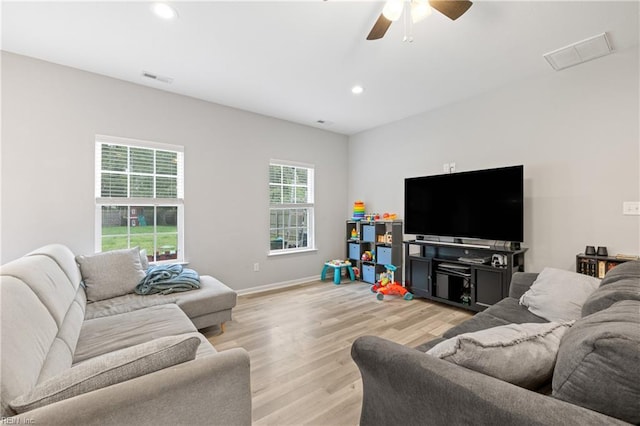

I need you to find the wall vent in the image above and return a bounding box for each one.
[543,33,613,71]
[141,71,174,84]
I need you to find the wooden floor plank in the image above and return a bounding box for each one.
[206,279,473,425]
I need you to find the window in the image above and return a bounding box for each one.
[95,135,184,263]
[269,161,315,254]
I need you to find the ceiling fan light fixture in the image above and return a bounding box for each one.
[411,0,432,23]
[152,2,178,21]
[382,0,404,22]
[367,0,472,41]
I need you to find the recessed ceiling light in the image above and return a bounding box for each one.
[152,3,178,20]
[351,85,364,95]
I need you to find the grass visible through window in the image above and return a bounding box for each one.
[101,226,178,254]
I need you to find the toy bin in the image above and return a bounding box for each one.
[348,243,360,260]
[362,264,376,283]
[377,246,392,265]
[362,225,376,243]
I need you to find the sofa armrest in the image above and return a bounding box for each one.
[508,272,539,299]
[351,336,627,426]
[12,348,251,426]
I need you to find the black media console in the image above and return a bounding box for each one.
[404,240,527,312]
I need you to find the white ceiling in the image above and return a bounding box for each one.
[2,1,639,135]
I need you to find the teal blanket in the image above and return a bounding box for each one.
[135,264,200,295]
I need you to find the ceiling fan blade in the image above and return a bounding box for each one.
[429,0,472,21]
[367,13,393,40]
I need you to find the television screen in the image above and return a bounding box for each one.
[404,165,524,242]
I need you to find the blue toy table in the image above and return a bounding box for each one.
[321,262,355,285]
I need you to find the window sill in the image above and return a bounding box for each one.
[149,260,189,267]
[268,247,318,257]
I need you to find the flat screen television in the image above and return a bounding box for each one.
[404,165,524,243]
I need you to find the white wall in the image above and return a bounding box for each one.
[1,52,349,291]
[3,47,639,285]
[348,47,640,272]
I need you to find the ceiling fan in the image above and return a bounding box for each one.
[367,0,473,40]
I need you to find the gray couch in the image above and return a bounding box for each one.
[352,260,640,425]
[0,244,251,425]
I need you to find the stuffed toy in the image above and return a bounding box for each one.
[371,264,413,300]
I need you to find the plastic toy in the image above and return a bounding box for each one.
[353,200,365,220]
[371,264,413,301]
[321,260,355,285]
[361,251,372,262]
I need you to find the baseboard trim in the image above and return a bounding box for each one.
[237,275,321,296]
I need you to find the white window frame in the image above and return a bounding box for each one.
[95,134,185,263]
[269,159,316,255]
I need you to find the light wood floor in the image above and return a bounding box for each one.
[205,279,473,426]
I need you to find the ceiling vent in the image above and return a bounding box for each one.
[543,33,613,71]
[141,71,173,84]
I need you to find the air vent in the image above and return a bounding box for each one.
[543,33,613,71]
[141,71,174,84]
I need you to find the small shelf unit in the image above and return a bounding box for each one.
[346,220,403,284]
[576,253,637,278]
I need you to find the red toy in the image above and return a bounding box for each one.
[371,264,413,300]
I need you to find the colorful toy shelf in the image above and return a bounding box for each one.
[346,220,403,284]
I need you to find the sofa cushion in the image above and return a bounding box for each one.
[442,297,546,339]
[10,335,200,414]
[84,292,180,320]
[139,249,150,270]
[173,275,237,319]
[519,267,600,322]
[552,300,640,424]
[507,272,539,299]
[74,304,199,364]
[582,260,640,317]
[76,247,146,302]
[84,275,237,322]
[1,245,86,417]
[428,321,572,390]
[1,277,61,416]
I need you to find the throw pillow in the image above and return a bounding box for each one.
[139,249,150,271]
[581,260,640,317]
[76,247,146,302]
[518,267,600,322]
[552,300,640,424]
[10,335,200,414]
[427,321,573,390]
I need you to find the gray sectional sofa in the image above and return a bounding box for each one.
[352,260,640,425]
[0,244,251,425]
